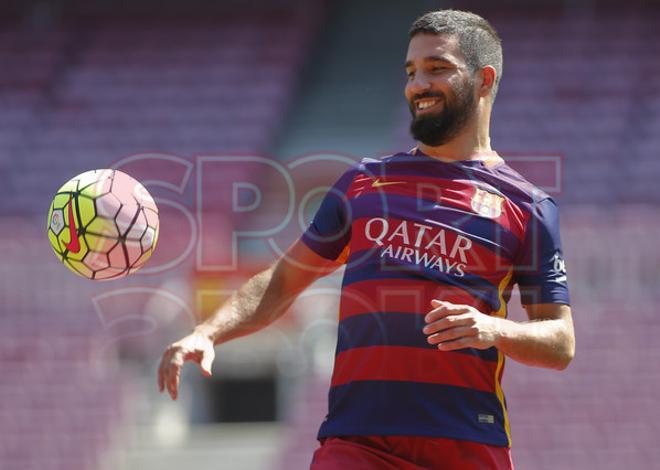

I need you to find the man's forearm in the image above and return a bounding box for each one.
[194,264,295,345]
[495,316,575,370]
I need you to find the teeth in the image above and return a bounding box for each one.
[417,99,438,110]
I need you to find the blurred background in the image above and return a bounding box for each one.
[1,0,659,468]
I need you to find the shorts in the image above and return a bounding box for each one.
[310,435,514,470]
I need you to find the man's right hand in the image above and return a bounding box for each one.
[157,331,215,400]
[156,239,342,400]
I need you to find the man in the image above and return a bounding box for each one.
[158,10,575,469]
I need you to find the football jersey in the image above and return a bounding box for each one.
[301,149,570,447]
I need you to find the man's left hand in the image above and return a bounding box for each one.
[423,299,502,351]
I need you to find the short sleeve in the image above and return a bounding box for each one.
[300,169,356,261]
[513,197,570,306]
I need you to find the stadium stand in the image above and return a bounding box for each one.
[0,2,321,215]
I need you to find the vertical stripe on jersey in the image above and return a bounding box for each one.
[494,267,514,446]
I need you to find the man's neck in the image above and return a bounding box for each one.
[417,127,495,163]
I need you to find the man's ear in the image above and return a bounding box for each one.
[479,65,497,97]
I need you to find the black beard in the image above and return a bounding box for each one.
[409,83,476,147]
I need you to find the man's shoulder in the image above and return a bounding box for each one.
[488,160,554,206]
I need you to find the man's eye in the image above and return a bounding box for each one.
[406,71,415,79]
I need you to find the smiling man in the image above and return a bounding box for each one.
[158,9,574,470]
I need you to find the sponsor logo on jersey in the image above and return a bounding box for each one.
[364,218,472,277]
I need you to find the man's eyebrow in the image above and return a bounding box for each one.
[404,56,454,68]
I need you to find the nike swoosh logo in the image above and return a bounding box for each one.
[371,178,405,188]
[65,195,81,253]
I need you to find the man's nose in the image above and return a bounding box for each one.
[408,73,431,95]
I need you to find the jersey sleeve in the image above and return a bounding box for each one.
[513,197,570,306]
[300,169,357,261]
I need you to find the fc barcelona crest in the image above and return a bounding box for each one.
[471,187,505,218]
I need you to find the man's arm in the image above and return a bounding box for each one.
[423,300,575,370]
[157,239,342,399]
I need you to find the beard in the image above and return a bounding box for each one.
[409,78,476,147]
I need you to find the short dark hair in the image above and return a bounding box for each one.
[409,10,503,101]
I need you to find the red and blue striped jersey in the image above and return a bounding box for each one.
[301,150,570,447]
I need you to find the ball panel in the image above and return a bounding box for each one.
[108,244,128,269]
[77,196,96,228]
[77,169,113,193]
[80,174,113,198]
[65,235,89,262]
[47,230,64,260]
[83,250,111,271]
[130,250,152,270]
[86,217,119,238]
[125,240,143,266]
[52,193,72,209]
[126,210,147,240]
[64,258,94,279]
[144,207,159,227]
[49,208,65,235]
[57,178,79,194]
[133,184,157,212]
[115,204,140,236]
[84,233,117,254]
[94,267,127,280]
[95,193,121,219]
[141,226,157,251]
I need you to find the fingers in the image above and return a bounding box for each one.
[437,336,474,351]
[425,300,470,323]
[166,351,184,400]
[425,301,475,349]
[157,347,172,393]
[157,339,216,400]
[199,348,215,377]
[169,355,184,400]
[157,345,184,400]
[426,325,476,346]
[423,313,472,335]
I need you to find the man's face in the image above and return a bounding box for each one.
[404,33,477,147]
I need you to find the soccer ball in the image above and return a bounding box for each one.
[47,169,159,280]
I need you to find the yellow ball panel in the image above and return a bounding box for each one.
[48,230,62,255]
[57,223,72,247]
[67,246,88,263]
[57,179,78,194]
[66,239,89,262]
[84,233,117,254]
[77,196,96,227]
[65,258,94,279]
[52,193,71,209]
[86,217,119,238]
